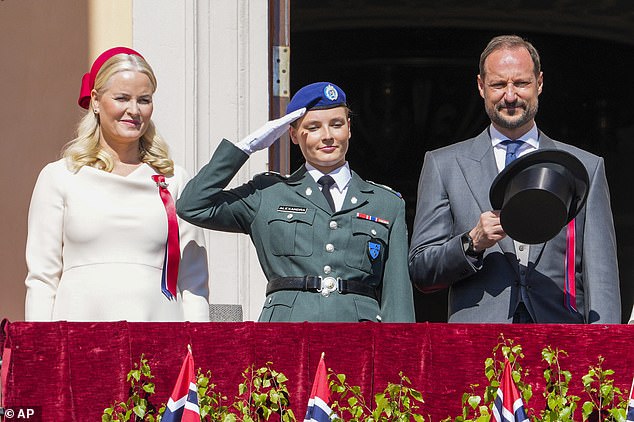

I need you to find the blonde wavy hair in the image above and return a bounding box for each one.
[63,53,174,176]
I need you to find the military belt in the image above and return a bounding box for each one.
[266,276,379,301]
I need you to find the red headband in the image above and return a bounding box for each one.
[77,46,144,109]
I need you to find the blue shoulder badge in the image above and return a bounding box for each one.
[367,180,402,198]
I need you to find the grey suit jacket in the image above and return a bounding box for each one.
[408,128,621,323]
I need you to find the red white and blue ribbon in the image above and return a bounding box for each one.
[152,175,180,301]
[564,219,577,312]
[356,212,389,226]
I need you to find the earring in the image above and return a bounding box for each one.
[93,109,99,114]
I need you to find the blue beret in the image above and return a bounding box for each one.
[286,82,347,114]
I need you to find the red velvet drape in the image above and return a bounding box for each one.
[1,321,633,421]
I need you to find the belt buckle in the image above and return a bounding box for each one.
[318,276,339,297]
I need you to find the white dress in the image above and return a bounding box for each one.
[25,159,210,322]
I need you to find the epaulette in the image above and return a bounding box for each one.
[258,171,288,179]
[367,180,402,198]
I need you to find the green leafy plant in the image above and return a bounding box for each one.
[372,372,426,421]
[196,368,232,421]
[329,371,369,420]
[441,335,532,422]
[329,369,426,421]
[445,383,491,422]
[231,362,296,421]
[580,356,629,421]
[540,346,579,421]
[442,337,632,422]
[102,354,158,422]
[104,346,632,422]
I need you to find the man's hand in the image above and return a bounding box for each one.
[235,107,306,155]
[469,211,507,252]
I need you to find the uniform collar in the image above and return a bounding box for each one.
[305,162,352,193]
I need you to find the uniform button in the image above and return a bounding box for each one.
[351,197,358,204]
[306,187,312,196]
[518,244,525,251]
[287,214,293,219]
[268,297,272,303]
[325,243,335,253]
[371,229,377,236]
[329,221,338,230]
[520,269,526,276]
[324,265,332,274]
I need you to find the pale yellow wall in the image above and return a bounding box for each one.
[0,0,130,321]
[88,0,132,63]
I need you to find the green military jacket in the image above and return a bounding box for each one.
[176,139,415,322]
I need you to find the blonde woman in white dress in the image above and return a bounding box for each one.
[25,47,209,322]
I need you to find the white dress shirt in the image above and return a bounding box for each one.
[490,124,539,172]
[305,162,352,212]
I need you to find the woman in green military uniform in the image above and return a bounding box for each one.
[176,82,415,322]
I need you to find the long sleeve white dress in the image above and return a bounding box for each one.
[25,158,210,322]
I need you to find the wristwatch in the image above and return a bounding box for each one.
[461,232,482,257]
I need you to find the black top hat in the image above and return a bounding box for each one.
[489,149,589,244]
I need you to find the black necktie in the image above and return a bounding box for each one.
[501,139,525,167]
[317,175,336,212]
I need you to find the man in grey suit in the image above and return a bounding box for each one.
[408,35,621,323]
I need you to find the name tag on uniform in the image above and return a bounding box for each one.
[277,205,307,214]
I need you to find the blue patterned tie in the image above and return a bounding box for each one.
[502,140,525,167]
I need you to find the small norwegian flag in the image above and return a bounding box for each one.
[304,353,334,422]
[162,346,200,422]
[492,359,529,422]
[626,376,634,422]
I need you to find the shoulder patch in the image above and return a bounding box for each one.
[367,180,402,198]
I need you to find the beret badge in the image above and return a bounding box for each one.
[323,84,339,101]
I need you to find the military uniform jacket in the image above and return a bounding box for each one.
[177,139,415,322]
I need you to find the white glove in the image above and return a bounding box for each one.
[235,107,306,155]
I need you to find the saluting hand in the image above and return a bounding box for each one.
[235,107,306,154]
[469,210,507,252]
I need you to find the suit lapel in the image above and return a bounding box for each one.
[456,130,516,256]
[537,132,556,149]
[456,130,498,215]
